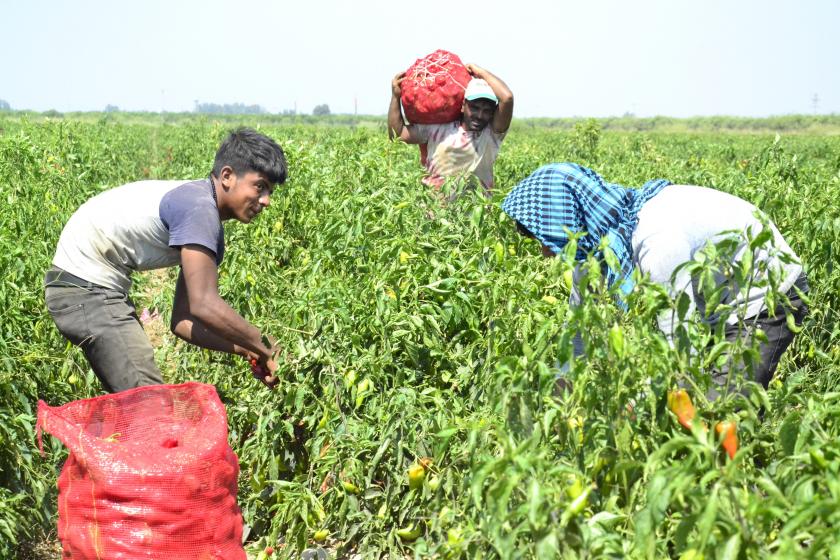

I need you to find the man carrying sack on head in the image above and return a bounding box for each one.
[389,64,514,200]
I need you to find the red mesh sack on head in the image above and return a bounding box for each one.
[36,382,246,560]
[401,49,472,124]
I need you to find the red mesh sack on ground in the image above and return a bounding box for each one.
[401,49,471,124]
[37,382,246,560]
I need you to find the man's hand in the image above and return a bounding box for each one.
[392,71,406,98]
[465,63,484,78]
[249,356,279,389]
[248,355,280,389]
[246,335,281,389]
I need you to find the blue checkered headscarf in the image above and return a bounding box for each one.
[501,163,670,299]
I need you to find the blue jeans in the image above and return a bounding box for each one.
[44,267,163,393]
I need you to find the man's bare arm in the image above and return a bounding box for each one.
[467,64,514,134]
[170,245,278,383]
[388,71,424,144]
[171,268,257,358]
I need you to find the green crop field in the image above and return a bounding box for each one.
[1,115,839,559]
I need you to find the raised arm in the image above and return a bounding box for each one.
[388,71,424,144]
[466,64,514,134]
[170,244,278,386]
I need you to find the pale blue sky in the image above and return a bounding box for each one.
[2,0,837,118]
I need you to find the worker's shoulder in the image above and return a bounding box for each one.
[115,178,201,195]
[86,179,199,206]
[72,179,202,221]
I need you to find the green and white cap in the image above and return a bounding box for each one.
[464,78,498,104]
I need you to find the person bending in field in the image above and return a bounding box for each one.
[388,64,513,199]
[44,128,285,393]
[501,163,809,399]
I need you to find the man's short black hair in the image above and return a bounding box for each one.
[212,128,287,185]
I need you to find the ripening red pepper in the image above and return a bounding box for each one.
[715,421,738,459]
[667,389,697,430]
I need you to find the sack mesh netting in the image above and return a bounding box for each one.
[401,49,471,124]
[37,382,246,559]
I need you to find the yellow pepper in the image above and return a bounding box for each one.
[667,389,697,430]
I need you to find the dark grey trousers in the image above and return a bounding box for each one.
[562,274,809,401]
[708,274,810,400]
[44,267,163,393]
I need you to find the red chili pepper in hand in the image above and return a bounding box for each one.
[248,357,267,377]
[246,352,278,388]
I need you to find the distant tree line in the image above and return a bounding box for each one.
[193,101,267,115]
[3,102,839,134]
[514,114,840,133]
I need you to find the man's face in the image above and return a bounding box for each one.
[462,98,496,132]
[220,168,274,223]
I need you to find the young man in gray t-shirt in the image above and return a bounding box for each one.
[45,128,286,393]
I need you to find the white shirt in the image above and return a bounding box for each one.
[413,122,505,190]
[632,184,803,332]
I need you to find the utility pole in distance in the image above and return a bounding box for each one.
[812,93,819,115]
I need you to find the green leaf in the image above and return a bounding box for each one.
[677,292,691,321]
[695,485,719,549]
[779,411,801,456]
[721,533,741,560]
[749,228,773,252]
[536,532,559,557]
